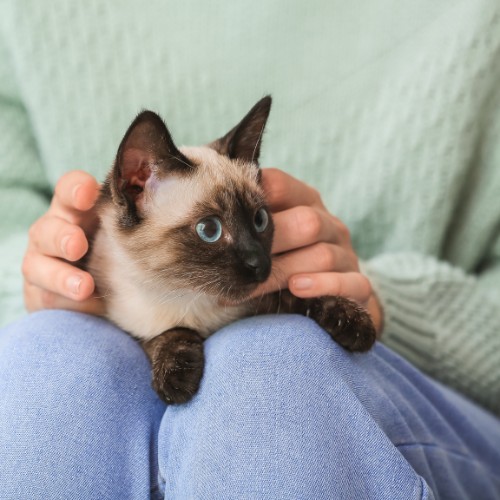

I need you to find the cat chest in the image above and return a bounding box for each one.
[107,286,245,341]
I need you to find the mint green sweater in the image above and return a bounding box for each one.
[1,1,499,414]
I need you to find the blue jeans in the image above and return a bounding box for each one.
[0,311,499,499]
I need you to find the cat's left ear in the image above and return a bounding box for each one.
[210,95,272,165]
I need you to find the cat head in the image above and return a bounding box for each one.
[100,96,274,302]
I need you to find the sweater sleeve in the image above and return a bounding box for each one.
[361,250,500,415]
[0,31,52,327]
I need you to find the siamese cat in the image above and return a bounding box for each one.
[88,96,376,404]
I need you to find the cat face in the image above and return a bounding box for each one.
[100,96,274,302]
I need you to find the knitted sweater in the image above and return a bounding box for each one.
[1,0,499,414]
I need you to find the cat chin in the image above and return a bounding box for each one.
[215,288,261,307]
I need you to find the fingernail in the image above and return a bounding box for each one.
[67,275,82,296]
[61,234,72,258]
[293,277,313,290]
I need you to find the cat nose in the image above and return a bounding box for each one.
[241,251,271,282]
[243,253,260,270]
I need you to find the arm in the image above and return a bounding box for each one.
[0,32,50,326]
[0,31,101,326]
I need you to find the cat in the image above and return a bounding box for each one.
[87,96,376,404]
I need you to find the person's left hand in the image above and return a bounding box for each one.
[254,168,383,334]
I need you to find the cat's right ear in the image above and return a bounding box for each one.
[108,110,193,225]
[210,95,272,165]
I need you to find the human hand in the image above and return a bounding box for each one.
[23,170,105,315]
[255,168,383,334]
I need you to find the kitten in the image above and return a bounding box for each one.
[88,96,376,404]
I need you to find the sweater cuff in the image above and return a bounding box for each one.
[359,253,472,376]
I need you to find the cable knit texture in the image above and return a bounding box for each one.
[0,0,499,413]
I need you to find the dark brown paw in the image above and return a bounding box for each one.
[143,328,204,404]
[309,296,376,352]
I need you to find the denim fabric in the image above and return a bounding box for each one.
[1,311,499,499]
[0,311,166,500]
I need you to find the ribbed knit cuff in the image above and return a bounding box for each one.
[361,252,500,414]
[360,253,472,377]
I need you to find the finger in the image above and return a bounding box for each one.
[22,252,95,301]
[50,170,100,221]
[272,206,341,254]
[29,215,88,261]
[289,272,373,305]
[261,168,323,212]
[251,243,356,296]
[24,281,105,315]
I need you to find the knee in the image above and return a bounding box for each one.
[207,313,336,358]
[0,313,165,498]
[159,316,409,498]
[0,310,152,397]
[203,313,353,385]
[160,313,362,421]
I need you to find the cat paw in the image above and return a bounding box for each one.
[309,296,376,352]
[143,329,205,404]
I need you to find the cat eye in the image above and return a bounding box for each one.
[254,208,269,233]
[196,217,223,243]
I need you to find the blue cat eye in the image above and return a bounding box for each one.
[254,208,269,233]
[196,217,223,243]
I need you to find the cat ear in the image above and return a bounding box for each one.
[210,95,272,164]
[110,110,193,218]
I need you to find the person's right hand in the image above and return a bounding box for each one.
[23,170,105,315]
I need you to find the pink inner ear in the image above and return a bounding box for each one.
[122,148,154,188]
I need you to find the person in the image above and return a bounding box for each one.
[1,1,499,498]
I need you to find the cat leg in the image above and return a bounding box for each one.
[252,290,376,352]
[142,328,204,404]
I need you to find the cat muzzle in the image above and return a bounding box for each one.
[240,249,271,283]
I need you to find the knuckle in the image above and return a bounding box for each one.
[336,220,351,242]
[309,186,321,204]
[297,206,322,241]
[271,172,289,202]
[28,220,41,246]
[359,274,373,299]
[314,243,335,271]
[63,211,79,226]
